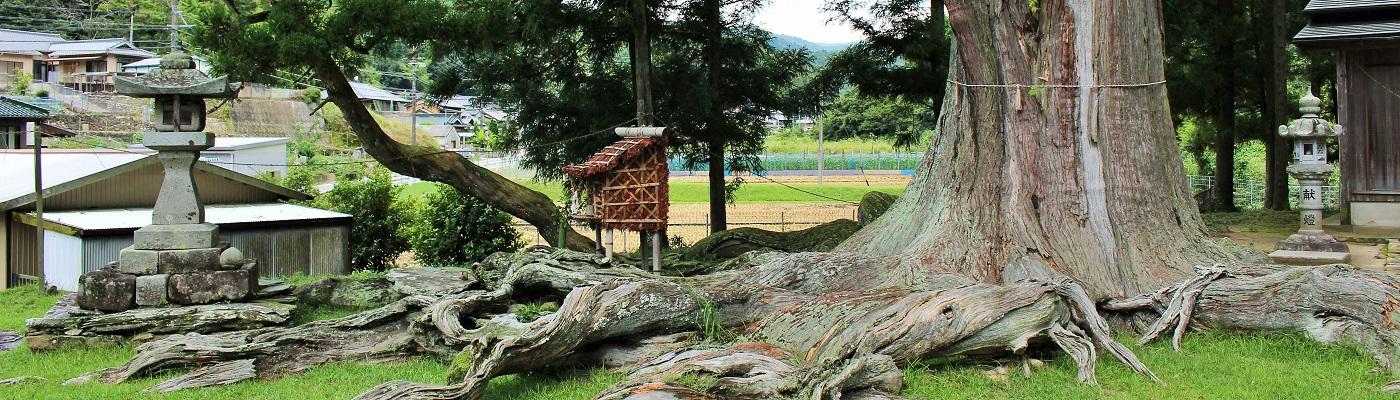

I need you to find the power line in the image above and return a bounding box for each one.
[54,118,634,168]
[0,15,191,29]
[750,173,859,205]
[0,3,135,14]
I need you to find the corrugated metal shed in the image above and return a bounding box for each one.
[1,149,339,288]
[346,82,409,103]
[0,150,308,211]
[9,205,352,287]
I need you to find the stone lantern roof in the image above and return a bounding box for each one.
[113,52,241,98]
[1278,90,1343,139]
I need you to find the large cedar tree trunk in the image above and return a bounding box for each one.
[1210,0,1239,212]
[704,0,728,234]
[839,0,1233,299]
[1263,0,1292,211]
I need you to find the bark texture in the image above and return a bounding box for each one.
[839,0,1232,299]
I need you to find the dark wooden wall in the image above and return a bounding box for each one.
[1337,48,1400,223]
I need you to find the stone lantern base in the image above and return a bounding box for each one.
[1269,234,1351,265]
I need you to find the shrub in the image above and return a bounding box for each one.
[315,168,412,271]
[301,87,322,104]
[34,89,48,98]
[9,71,32,96]
[406,183,522,266]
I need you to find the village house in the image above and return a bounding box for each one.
[0,150,352,291]
[343,81,411,112]
[1295,0,1400,228]
[120,54,212,75]
[129,136,291,178]
[0,96,74,149]
[0,28,156,92]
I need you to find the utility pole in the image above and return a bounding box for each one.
[169,0,180,50]
[817,113,825,185]
[410,63,419,146]
[32,122,45,288]
[128,4,137,43]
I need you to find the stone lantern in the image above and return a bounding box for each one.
[75,52,253,312]
[1270,89,1349,264]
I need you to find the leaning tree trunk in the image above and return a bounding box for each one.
[308,55,596,251]
[839,0,1233,299]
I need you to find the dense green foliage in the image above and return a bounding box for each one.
[803,0,948,109]
[1162,0,1333,210]
[0,0,181,45]
[7,72,32,96]
[793,0,947,148]
[406,183,522,267]
[821,90,933,145]
[314,168,412,271]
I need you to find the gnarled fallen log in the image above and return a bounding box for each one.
[1111,263,1400,374]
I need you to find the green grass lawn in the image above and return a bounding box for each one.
[401,180,906,204]
[2,285,1395,399]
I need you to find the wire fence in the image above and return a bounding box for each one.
[511,203,861,252]
[35,83,148,114]
[669,152,926,172]
[1189,175,1339,210]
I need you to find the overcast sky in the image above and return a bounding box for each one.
[753,0,865,44]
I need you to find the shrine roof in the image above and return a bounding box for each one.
[562,136,663,179]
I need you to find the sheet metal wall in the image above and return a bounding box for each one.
[6,216,37,287]
[7,221,350,287]
[10,162,284,212]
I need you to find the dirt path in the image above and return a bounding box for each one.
[1217,231,1387,270]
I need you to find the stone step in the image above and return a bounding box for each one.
[1269,249,1351,265]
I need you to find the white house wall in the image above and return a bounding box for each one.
[43,230,83,292]
[198,143,288,178]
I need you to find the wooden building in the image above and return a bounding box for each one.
[1296,0,1400,227]
[563,128,669,270]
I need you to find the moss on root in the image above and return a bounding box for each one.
[682,219,861,261]
[857,191,898,226]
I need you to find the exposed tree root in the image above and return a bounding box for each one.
[68,295,438,388]
[1108,263,1400,375]
[73,249,1400,398]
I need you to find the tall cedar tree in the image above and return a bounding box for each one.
[189,0,599,250]
[1162,0,1328,211]
[429,0,807,234]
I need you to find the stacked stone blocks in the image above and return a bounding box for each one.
[79,243,256,312]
